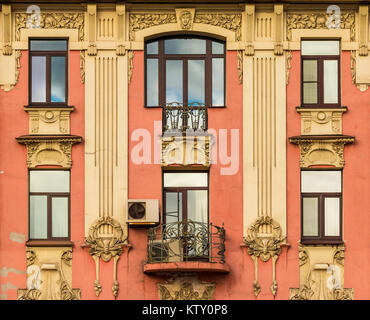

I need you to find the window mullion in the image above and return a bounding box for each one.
[46,55,51,104]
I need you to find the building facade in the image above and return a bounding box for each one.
[0,0,369,300]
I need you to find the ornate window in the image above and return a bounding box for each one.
[301,40,340,107]
[29,170,70,241]
[145,36,225,108]
[29,39,68,106]
[301,170,342,244]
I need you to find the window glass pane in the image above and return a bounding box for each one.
[212,41,224,54]
[165,192,182,223]
[164,173,208,187]
[301,171,341,193]
[52,197,69,238]
[324,60,338,104]
[146,59,159,106]
[30,40,67,51]
[165,39,206,54]
[188,60,205,104]
[303,60,317,81]
[166,60,183,103]
[325,197,340,236]
[30,195,48,239]
[303,83,318,104]
[31,56,46,102]
[30,171,70,193]
[187,190,208,223]
[51,56,66,103]
[301,40,339,55]
[212,58,224,106]
[147,41,158,54]
[303,197,319,236]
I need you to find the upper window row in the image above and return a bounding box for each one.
[28,38,341,109]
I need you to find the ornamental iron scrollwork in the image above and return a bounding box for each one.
[147,220,225,264]
[243,216,285,297]
[85,216,127,298]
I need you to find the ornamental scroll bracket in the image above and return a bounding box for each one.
[84,216,128,298]
[243,216,285,297]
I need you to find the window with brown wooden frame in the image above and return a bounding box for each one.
[29,39,68,106]
[29,170,70,241]
[301,170,342,244]
[145,36,225,108]
[301,40,340,107]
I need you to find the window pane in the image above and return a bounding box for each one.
[303,197,319,236]
[212,41,224,54]
[164,172,208,187]
[30,40,67,51]
[166,60,183,103]
[51,56,66,103]
[325,197,340,236]
[188,60,205,104]
[301,40,339,55]
[165,192,182,223]
[147,41,158,54]
[187,190,208,223]
[52,197,69,238]
[30,171,70,193]
[212,58,224,106]
[31,56,46,102]
[146,59,159,106]
[30,195,48,239]
[165,39,206,54]
[303,60,317,81]
[301,171,341,193]
[324,60,338,104]
[303,83,318,104]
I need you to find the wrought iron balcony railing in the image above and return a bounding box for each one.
[163,102,207,133]
[147,220,225,264]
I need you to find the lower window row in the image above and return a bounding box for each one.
[28,170,343,244]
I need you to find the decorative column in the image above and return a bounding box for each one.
[242,3,287,297]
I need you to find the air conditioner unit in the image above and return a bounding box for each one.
[149,239,183,263]
[127,199,159,226]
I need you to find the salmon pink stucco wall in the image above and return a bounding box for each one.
[286,50,370,299]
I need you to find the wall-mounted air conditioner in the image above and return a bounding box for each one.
[127,199,159,226]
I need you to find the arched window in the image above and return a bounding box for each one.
[145,36,225,108]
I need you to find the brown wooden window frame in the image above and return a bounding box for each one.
[28,170,71,241]
[301,170,343,245]
[29,38,68,107]
[162,171,209,224]
[144,36,226,108]
[301,42,341,108]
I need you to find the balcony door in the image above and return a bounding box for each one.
[163,172,208,224]
[163,172,209,260]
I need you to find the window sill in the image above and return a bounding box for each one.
[26,240,74,247]
[296,105,347,110]
[24,105,74,110]
[300,240,344,246]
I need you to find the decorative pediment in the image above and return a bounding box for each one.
[162,135,212,167]
[18,247,81,300]
[16,135,82,169]
[290,245,354,300]
[25,107,74,135]
[289,135,354,168]
[158,276,215,300]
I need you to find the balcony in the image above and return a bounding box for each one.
[161,103,212,167]
[144,220,230,274]
[163,102,207,134]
